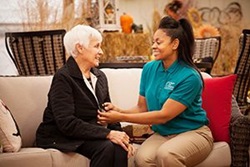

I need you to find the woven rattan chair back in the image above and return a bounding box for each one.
[193,36,221,74]
[233,29,250,115]
[5,29,66,75]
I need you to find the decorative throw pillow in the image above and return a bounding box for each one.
[202,74,237,143]
[0,99,21,152]
[122,124,154,144]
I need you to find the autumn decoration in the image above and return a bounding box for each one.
[195,24,220,38]
[120,13,134,33]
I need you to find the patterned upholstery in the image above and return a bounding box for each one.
[230,96,250,167]
[5,29,66,75]
[193,36,221,74]
[233,29,250,115]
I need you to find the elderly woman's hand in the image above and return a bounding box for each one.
[97,109,108,126]
[106,130,130,152]
[127,143,135,158]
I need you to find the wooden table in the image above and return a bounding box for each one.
[99,63,145,68]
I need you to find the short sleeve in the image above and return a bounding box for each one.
[139,64,149,97]
[169,74,202,107]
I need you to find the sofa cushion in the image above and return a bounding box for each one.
[0,76,53,147]
[0,148,52,167]
[0,99,21,152]
[48,148,90,166]
[195,142,231,167]
[202,74,237,143]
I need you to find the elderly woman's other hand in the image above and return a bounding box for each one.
[106,130,130,152]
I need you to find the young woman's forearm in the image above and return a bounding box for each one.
[120,110,168,125]
[120,106,146,114]
[120,95,147,114]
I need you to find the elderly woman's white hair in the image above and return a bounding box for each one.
[63,25,102,57]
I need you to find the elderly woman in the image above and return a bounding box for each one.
[36,25,133,167]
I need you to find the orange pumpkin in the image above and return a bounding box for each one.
[120,13,133,33]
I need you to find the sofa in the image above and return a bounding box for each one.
[0,68,249,167]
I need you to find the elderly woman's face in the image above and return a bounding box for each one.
[82,37,103,67]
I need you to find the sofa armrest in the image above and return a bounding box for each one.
[230,96,250,167]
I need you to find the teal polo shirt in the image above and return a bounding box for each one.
[140,60,208,136]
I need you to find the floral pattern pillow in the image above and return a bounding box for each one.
[0,99,21,152]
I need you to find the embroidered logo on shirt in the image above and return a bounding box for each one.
[164,81,175,90]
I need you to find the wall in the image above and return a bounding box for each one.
[118,0,250,33]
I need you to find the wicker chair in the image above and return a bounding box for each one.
[233,29,250,115]
[193,36,221,74]
[230,96,250,167]
[5,29,66,75]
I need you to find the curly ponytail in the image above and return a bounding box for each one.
[178,18,195,67]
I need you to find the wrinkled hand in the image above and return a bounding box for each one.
[107,130,130,151]
[97,109,108,126]
[127,143,135,158]
[98,110,122,123]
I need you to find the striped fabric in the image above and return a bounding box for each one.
[5,29,66,76]
[233,29,250,115]
[193,36,221,74]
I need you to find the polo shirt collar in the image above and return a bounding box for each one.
[157,60,179,74]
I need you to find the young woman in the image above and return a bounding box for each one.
[98,16,214,167]
[36,25,134,167]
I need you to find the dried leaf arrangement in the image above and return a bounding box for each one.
[19,0,90,31]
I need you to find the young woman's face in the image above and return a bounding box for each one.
[152,29,176,61]
[82,38,103,67]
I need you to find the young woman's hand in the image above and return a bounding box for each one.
[102,102,121,112]
[98,110,123,123]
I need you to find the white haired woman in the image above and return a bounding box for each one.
[36,25,134,167]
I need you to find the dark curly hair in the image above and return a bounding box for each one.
[165,0,183,14]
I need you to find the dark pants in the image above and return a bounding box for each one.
[76,140,128,167]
